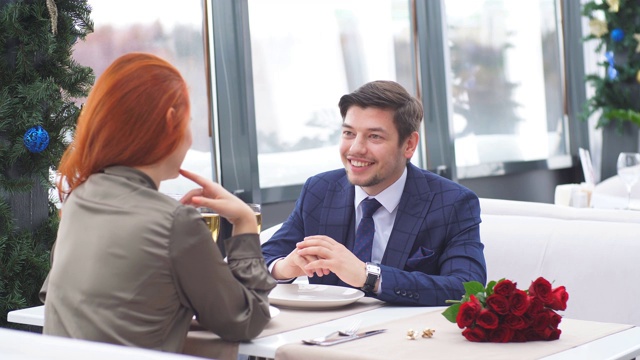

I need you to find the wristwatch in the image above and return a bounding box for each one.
[361,262,381,293]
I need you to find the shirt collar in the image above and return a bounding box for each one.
[102,166,158,190]
[354,166,407,213]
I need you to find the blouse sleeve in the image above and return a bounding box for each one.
[169,206,276,341]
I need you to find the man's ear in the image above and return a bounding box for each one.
[404,132,419,159]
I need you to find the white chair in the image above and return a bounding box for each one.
[480,197,640,223]
[591,175,640,210]
[260,223,283,244]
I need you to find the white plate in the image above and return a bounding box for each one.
[193,305,279,320]
[268,284,364,309]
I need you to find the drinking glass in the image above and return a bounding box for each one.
[249,203,262,233]
[199,207,220,242]
[616,152,640,209]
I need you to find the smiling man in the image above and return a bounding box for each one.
[261,80,486,306]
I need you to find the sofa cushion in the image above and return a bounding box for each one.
[481,213,640,326]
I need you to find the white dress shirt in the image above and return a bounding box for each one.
[354,167,407,264]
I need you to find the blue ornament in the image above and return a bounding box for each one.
[611,28,625,42]
[605,51,618,80]
[23,125,50,153]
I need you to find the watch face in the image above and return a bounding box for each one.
[366,263,381,276]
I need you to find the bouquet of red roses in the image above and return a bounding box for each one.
[442,277,569,342]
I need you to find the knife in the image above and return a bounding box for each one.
[303,329,387,346]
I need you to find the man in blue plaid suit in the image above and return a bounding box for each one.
[262,81,486,306]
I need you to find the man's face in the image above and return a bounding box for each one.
[339,106,418,196]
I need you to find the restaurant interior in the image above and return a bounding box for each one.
[2,0,640,359]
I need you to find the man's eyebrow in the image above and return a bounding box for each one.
[341,123,388,133]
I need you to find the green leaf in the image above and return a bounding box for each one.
[442,303,461,323]
[463,281,486,296]
[486,280,497,296]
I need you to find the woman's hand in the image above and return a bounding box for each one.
[179,169,258,235]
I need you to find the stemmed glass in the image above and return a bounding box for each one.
[616,152,640,210]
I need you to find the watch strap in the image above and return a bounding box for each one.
[361,262,380,293]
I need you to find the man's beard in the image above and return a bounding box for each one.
[347,172,382,188]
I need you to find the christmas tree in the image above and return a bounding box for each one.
[582,0,640,129]
[0,0,93,328]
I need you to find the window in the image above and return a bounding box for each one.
[73,0,212,194]
[247,0,417,188]
[444,0,568,177]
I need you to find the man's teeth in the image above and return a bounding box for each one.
[351,160,372,167]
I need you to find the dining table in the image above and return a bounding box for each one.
[7,291,640,360]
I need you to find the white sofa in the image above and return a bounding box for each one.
[479,198,640,326]
[262,198,640,326]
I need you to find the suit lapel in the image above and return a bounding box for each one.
[318,174,355,248]
[382,164,434,269]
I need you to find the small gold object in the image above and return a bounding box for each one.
[589,19,608,38]
[634,34,640,53]
[421,328,435,338]
[406,329,418,340]
[46,0,58,35]
[606,0,619,13]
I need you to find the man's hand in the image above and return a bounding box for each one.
[295,235,367,288]
[271,249,330,280]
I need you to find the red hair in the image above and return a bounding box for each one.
[57,52,190,200]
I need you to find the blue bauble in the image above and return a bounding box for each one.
[23,125,50,153]
[611,28,625,42]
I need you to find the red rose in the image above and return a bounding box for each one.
[486,294,509,315]
[509,289,530,316]
[550,311,562,328]
[528,277,553,305]
[537,325,560,340]
[456,294,482,329]
[462,326,488,342]
[488,325,514,343]
[504,314,528,330]
[476,308,499,329]
[493,279,516,297]
[547,328,562,341]
[527,296,544,315]
[524,327,544,341]
[548,286,569,311]
[511,330,528,342]
[532,310,551,331]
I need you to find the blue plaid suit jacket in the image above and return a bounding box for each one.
[261,163,487,306]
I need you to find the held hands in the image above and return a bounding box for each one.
[179,169,258,236]
[293,235,367,289]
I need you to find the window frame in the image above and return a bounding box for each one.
[209,0,590,203]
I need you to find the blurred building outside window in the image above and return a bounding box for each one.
[445,0,568,177]
[71,0,211,196]
[248,0,418,188]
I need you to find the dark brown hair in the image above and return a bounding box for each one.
[338,80,423,144]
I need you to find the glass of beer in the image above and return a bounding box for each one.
[199,207,220,242]
[248,203,262,233]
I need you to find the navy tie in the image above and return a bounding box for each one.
[353,198,382,263]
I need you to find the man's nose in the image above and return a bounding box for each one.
[349,135,367,154]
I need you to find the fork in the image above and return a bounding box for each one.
[338,319,361,337]
[303,320,361,344]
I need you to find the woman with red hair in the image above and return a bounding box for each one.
[39,53,275,354]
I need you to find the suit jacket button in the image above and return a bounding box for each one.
[414,293,420,299]
[395,289,401,295]
[400,290,407,296]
